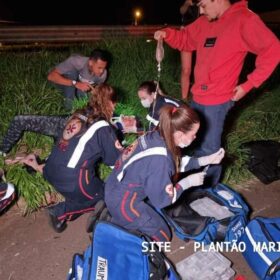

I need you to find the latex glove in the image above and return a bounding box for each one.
[178,172,206,190]
[198,148,225,167]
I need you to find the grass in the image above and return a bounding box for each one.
[0,39,279,212]
[223,84,280,185]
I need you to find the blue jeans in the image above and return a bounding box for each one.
[52,71,87,111]
[190,100,235,186]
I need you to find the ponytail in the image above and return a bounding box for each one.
[158,104,200,170]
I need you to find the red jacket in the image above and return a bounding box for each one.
[164,1,280,105]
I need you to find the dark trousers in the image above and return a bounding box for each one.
[190,100,234,186]
[109,201,171,242]
[1,115,68,153]
[53,177,104,221]
[51,71,88,111]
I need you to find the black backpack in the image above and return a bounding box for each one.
[242,140,280,184]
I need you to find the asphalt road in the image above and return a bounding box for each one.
[0,179,279,280]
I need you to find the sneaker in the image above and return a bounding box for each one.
[47,208,67,233]
[0,150,7,157]
[85,200,106,233]
[0,182,15,213]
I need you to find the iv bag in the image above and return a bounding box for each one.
[156,39,164,64]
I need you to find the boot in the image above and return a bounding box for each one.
[47,207,67,233]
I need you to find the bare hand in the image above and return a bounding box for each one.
[20,154,45,173]
[154,31,166,41]
[231,85,246,101]
[75,82,93,93]
[20,154,39,171]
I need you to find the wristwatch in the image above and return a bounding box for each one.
[71,80,77,87]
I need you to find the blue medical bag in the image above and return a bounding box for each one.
[68,221,180,280]
[162,183,249,244]
[241,217,280,280]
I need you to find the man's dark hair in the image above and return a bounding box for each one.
[89,49,110,62]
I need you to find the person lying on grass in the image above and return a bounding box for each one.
[0,106,136,158]
[1,80,190,158]
[21,84,123,233]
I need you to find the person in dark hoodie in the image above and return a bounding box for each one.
[22,84,122,233]
[154,0,280,186]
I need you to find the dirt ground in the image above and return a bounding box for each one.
[0,179,279,280]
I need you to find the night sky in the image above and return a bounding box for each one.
[0,0,279,25]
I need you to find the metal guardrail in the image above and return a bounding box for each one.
[0,23,277,50]
[0,25,170,44]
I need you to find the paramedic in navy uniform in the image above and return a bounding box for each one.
[138,81,183,130]
[105,104,225,241]
[22,84,122,232]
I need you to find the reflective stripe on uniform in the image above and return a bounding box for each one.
[172,187,177,204]
[146,114,159,126]
[117,147,167,181]
[67,120,109,168]
[164,98,180,107]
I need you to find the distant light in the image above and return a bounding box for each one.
[134,8,142,26]
[146,39,152,43]
[135,10,141,18]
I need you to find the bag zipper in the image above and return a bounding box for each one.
[259,221,275,242]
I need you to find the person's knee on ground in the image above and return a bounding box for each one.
[46,205,67,233]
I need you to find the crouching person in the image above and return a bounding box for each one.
[22,84,122,233]
[105,104,224,242]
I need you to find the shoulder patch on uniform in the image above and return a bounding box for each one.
[165,184,174,198]
[62,119,82,141]
[121,140,138,162]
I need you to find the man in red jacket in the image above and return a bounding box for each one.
[154,0,280,186]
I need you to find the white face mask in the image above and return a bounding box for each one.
[178,139,192,149]
[141,99,152,108]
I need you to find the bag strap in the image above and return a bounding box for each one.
[267,256,280,277]
[148,250,167,280]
